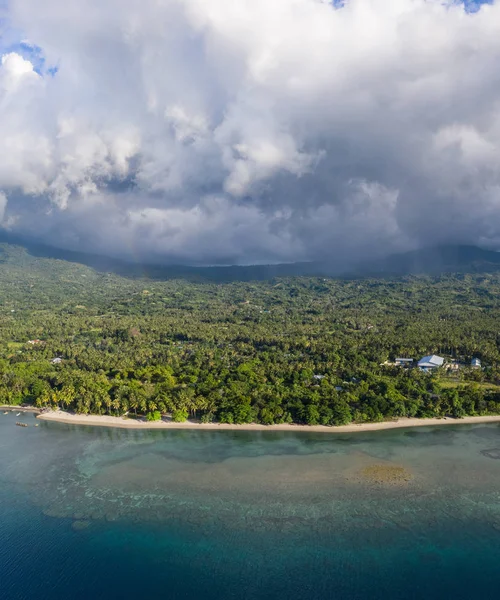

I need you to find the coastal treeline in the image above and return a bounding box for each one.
[2,244,500,424]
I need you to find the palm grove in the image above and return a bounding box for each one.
[1,244,500,425]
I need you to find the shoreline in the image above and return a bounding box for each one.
[1,405,41,414]
[35,411,500,433]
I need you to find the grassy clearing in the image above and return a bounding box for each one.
[7,342,24,350]
[438,378,500,391]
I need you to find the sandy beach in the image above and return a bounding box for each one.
[35,410,500,433]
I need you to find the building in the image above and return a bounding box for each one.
[417,355,444,372]
[471,357,482,369]
[51,357,62,364]
[395,358,414,367]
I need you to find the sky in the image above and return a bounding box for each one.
[0,0,499,266]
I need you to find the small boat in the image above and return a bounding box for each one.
[16,422,28,427]
[3,412,8,415]
[16,413,21,417]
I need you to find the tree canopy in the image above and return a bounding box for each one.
[1,243,500,425]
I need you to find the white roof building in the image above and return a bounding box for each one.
[418,355,444,370]
[395,358,414,365]
[471,357,481,368]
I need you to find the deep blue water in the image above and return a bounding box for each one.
[2,414,500,599]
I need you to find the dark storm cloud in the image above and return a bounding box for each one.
[1,0,500,265]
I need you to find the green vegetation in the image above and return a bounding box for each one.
[2,242,500,425]
[146,410,162,422]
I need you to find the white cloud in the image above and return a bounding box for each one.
[0,0,499,264]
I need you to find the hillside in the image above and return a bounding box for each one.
[354,245,500,277]
[1,235,500,281]
[1,239,500,425]
[0,237,322,282]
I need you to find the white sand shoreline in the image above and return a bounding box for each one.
[35,411,500,433]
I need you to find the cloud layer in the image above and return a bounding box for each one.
[1,0,500,265]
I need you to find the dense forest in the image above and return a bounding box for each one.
[2,242,500,425]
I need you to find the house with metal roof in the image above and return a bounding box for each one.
[471,357,481,368]
[395,358,414,366]
[417,355,444,372]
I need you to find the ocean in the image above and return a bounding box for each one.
[1,413,500,599]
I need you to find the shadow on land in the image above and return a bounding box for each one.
[1,230,500,283]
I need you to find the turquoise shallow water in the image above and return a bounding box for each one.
[2,414,500,599]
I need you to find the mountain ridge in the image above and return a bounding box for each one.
[352,245,500,277]
[1,236,500,281]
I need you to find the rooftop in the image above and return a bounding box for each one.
[418,355,444,367]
